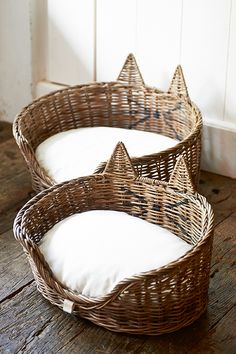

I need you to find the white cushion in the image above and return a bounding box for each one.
[39,210,192,298]
[35,127,178,183]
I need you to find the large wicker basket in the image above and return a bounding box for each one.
[14,143,214,335]
[13,54,202,192]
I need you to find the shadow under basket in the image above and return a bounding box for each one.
[13,54,202,192]
[14,142,214,335]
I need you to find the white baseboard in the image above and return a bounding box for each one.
[36,81,236,179]
[202,119,236,179]
[36,81,68,97]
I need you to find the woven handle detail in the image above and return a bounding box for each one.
[168,155,195,194]
[117,53,145,86]
[168,65,189,99]
[103,142,136,178]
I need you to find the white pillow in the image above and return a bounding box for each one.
[35,127,178,183]
[39,210,192,298]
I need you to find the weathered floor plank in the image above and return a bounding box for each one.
[199,171,236,225]
[0,283,87,354]
[0,139,33,234]
[0,229,33,302]
[0,281,146,354]
[190,306,236,354]
[0,197,35,235]
[0,121,13,144]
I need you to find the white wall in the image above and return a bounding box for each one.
[45,0,236,128]
[0,0,235,177]
[47,0,95,85]
[0,0,33,122]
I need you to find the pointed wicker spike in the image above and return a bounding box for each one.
[168,155,195,194]
[168,65,189,98]
[117,53,145,85]
[103,142,136,178]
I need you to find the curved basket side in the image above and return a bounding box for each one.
[13,83,202,191]
[13,112,55,192]
[13,164,214,335]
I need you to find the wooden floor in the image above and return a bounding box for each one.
[0,121,235,354]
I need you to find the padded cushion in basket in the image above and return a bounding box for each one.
[39,210,192,298]
[35,127,178,183]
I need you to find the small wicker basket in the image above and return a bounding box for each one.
[14,142,214,335]
[13,54,202,192]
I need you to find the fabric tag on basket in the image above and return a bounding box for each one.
[63,299,74,313]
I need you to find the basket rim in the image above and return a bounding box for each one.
[13,81,202,186]
[13,172,214,307]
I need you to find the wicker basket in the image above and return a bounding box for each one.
[14,142,214,335]
[13,54,202,192]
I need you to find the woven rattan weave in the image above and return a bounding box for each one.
[14,143,214,335]
[13,54,202,192]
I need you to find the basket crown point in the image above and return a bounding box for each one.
[117,53,145,86]
[103,142,136,178]
[168,155,195,194]
[176,64,183,70]
[128,53,135,58]
[168,65,189,99]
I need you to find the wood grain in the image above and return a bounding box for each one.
[199,170,236,225]
[0,121,12,144]
[0,197,34,235]
[0,229,33,302]
[190,306,236,354]
[0,283,86,354]
[0,283,145,354]
[0,138,33,234]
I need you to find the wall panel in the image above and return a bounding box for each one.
[224,0,236,123]
[181,0,231,121]
[47,0,95,85]
[96,0,136,81]
[136,0,182,89]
